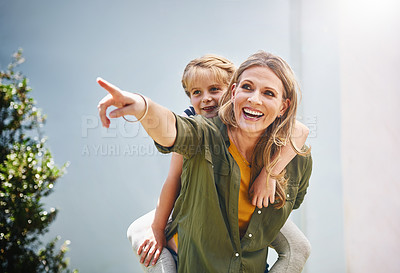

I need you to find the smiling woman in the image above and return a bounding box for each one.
[219,51,307,209]
[97,50,312,273]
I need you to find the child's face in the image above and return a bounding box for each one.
[188,69,228,118]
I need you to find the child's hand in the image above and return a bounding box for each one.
[137,226,167,267]
[249,174,276,209]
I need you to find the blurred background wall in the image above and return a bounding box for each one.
[339,0,400,272]
[1,0,398,272]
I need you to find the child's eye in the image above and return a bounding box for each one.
[210,87,221,92]
[192,90,201,95]
[241,84,252,90]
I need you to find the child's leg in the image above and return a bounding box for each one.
[127,210,177,273]
[268,219,311,273]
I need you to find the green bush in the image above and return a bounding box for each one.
[0,50,77,273]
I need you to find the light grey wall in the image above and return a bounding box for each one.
[298,1,345,272]
[0,0,345,272]
[340,0,400,272]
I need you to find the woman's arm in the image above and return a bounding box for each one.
[138,153,183,266]
[249,120,309,208]
[97,78,176,147]
[270,120,309,174]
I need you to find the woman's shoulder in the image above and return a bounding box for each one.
[173,114,228,144]
[184,114,224,128]
[205,116,228,136]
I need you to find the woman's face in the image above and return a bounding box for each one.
[188,69,227,118]
[231,66,289,136]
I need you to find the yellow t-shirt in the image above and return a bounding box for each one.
[172,138,256,246]
[228,138,256,237]
[173,232,178,248]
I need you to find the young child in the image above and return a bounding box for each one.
[127,54,310,273]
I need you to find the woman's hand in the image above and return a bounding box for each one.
[249,172,276,208]
[96,77,177,147]
[137,226,167,267]
[96,77,147,128]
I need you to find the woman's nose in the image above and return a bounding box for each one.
[247,91,262,105]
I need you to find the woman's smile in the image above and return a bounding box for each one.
[242,107,264,120]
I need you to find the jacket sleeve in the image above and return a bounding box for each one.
[293,155,312,210]
[154,113,209,158]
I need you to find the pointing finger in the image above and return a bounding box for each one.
[96,77,123,97]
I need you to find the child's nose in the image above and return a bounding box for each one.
[202,95,212,102]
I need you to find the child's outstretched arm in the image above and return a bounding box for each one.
[137,152,183,267]
[249,121,309,208]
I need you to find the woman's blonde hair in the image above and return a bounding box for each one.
[219,51,309,209]
[182,54,236,97]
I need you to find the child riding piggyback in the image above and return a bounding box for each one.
[127,54,311,273]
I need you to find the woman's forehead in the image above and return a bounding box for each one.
[239,66,284,94]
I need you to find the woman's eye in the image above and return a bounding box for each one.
[241,84,251,90]
[264,90,275,96]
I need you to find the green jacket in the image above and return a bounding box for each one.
[156,114,312,273]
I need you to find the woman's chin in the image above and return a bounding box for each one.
[237,121,265,136]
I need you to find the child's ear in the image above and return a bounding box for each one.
[230,83,237,102]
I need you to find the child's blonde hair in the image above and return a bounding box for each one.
[182,54,235,97]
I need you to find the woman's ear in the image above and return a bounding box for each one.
[230,83,237,102]
[279,98,290,116]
